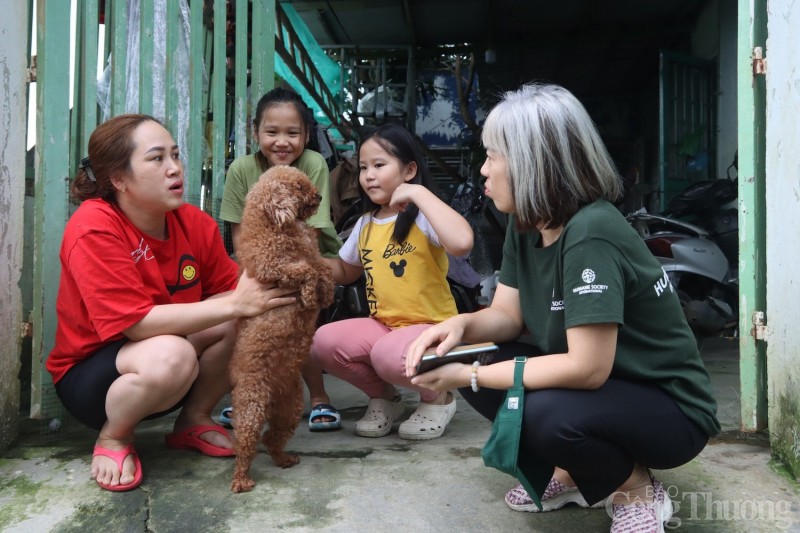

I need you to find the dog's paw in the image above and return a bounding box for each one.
[299,284,318,308]
[231,476,256,493]
[273,453,301,468]
[316,280,335,308]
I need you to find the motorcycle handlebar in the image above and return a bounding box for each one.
[625,210,709,237]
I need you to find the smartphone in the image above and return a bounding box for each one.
[414,342,499,376]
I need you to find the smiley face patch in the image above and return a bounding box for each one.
[167,254,201,295]
[182,264,197,281]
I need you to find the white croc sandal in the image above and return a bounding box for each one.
[355,396,405,437]
[398,395,457,440]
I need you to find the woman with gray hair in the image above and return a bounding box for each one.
[405,83,719,532]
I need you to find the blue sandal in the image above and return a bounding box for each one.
[309,403,342,431]
[218,406,233,428]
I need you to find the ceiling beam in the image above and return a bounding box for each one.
[401,0,416,47]
[316,1,352,44]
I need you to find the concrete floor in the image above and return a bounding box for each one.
[1,338,799,532]
[701,336,743,432]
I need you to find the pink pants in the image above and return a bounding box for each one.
[311,317,439,402]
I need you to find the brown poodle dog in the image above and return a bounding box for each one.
[229,166,334,493]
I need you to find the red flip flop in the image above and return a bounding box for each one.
[164,424,235,457]
[92,444,143,492]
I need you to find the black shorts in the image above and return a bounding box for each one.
[54,339,184,431]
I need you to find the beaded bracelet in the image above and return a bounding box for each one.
[471,360,480,392]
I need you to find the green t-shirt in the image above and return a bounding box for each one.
[220,150,342,257]
[500,199,720,437]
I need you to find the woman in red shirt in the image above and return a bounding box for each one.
[48,114,295,492]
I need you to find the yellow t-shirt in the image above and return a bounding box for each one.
[341,212,457,327]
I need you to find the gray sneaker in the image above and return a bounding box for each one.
[505,478,605,512]
[609,479,674,533]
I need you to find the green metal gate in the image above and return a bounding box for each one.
[658,50,717,211]
[736,0,768,432]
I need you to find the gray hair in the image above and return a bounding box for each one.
[481,83,622,230]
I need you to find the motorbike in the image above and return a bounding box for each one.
[626,178,738,337]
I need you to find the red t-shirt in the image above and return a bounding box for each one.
[47,199,239,384]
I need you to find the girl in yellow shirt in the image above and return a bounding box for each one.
[313,122,474,440]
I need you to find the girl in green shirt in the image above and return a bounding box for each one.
[220,88,342,430]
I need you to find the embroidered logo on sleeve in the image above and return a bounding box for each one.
[654,268,675,297]
[571,268,609,295]
[130,238,154,263]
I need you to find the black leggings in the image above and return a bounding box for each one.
[458,342,709,505]
[55,339,184,431]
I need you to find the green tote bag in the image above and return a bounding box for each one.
[481,356,552,511]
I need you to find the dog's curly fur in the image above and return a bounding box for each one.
[229,166,334,493]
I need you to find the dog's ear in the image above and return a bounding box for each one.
[263,181,297,227]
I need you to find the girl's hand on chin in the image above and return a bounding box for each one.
[389,183,418,210]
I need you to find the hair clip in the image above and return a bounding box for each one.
[80,157,96,182]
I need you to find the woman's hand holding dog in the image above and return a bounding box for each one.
[233,270,297,317]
